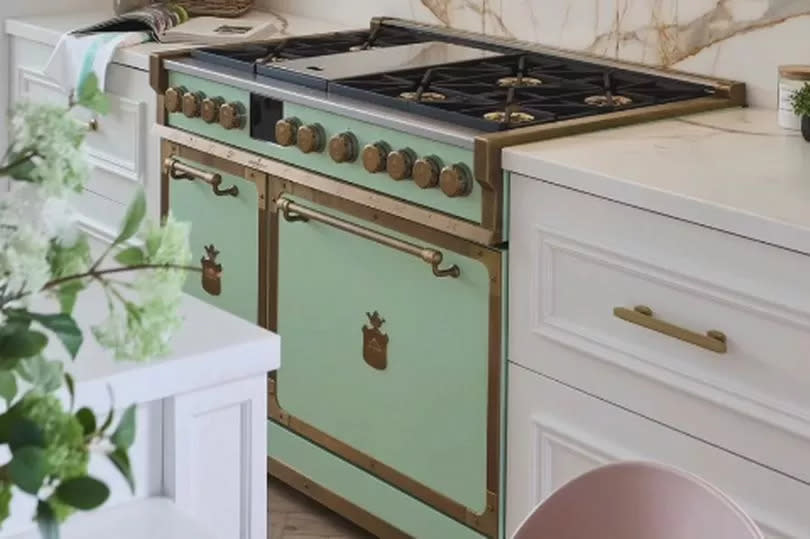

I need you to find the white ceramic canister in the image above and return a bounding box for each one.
[778,65,810,130]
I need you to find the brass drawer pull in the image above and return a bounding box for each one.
[277,197,460,279]
[163,157,239,198]
[613,305,727,353]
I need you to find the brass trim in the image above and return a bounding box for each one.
[153,125,498,246]
[277,198,460,279]
[160,140,269,327]
[266,177,502,537]
[614,305,728,354]
[268,458,413,539]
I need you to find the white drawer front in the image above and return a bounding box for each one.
[510,175,810,483]
[507,364,807,539]
[11,36,148,204]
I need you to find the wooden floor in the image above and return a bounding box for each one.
[268,478,375,538]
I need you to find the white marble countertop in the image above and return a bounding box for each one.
[5,8,350,71]
[41,284,280,411]
[503,107,810,256]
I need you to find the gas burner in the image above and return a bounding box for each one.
[399,91,448,102]
[483,111,536,124]
[349,45,379,51]
[584,94,634,107]
[497,76,543,88]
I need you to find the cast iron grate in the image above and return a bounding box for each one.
[329,53,716,132]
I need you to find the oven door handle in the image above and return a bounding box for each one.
[277,197,461,279]
[163,157,239,198]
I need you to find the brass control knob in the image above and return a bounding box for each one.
[297,123,325,154]
[275,117,301,147]
[386,148,416,181]
[440,163,474,197]
[219,102,246,130]
[164,86,187,113]
[201,96,224,124]
[362,142,391,173]
[413,156,443,189]
[182,91,205,118]
[328,132,358,163]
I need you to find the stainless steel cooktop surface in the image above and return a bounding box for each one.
[264,41,504,85]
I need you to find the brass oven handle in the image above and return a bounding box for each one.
[277,198,460,279]
[613,305,727,354]
[163,157,239,198]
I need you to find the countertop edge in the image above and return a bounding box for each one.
[68,334,279,411]
[6,17,151,71]
[503,143,810,257]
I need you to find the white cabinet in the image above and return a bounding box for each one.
[508,174,810,538]
[6,28,160,245]
[506,364,807,539]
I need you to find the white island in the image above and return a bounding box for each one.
[3,286,280,539]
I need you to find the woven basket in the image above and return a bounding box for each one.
[176,0,255,17]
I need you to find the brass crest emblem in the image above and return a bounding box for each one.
[362,311,388,370]
[201,244,223,296]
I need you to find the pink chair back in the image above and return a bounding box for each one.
[512,461,764,539]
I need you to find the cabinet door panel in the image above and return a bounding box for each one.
[507,364,809,539]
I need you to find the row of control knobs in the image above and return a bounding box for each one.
[275,118,473,198]
[164,86,245,130]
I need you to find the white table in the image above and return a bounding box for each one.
[2,286,280,539]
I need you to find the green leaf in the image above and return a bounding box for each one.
[77,73,110,115]
[56,281,84,315]
[114,246,144,266]
[0,329,47,360]
[5,417,45,451]
[36,501,59,539]
[22,312,82,359]
[64,373,75,411]
[114,190,145,245]
[111,405,136,450]
[17,356,64,393]
[99,386,115,434]
[55,476,110,510]
[0,371,17,403]
[75,407,96,436]
[9,446,47,494]
[6,155,36,182]
[99,408,114,434]
[108,448,134,494]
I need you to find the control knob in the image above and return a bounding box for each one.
[328,132,358,163]
[275,118,301,147]
[164,86,186,114]
[218,102,245,130]
[439,163,474,197]
[297,123,326,153]
[182,91,205,118]
[201,96,224,124]
[361,142,391,173]
[386,148,416,181]
[412,156,443,189]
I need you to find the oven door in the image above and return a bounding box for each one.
[268,180,502,536]
[161,141,268,325]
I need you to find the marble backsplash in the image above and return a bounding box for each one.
[258,0,810,108]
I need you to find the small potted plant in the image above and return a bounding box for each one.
[790,82,810,141]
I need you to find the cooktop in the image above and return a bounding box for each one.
[191,28,716,133]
